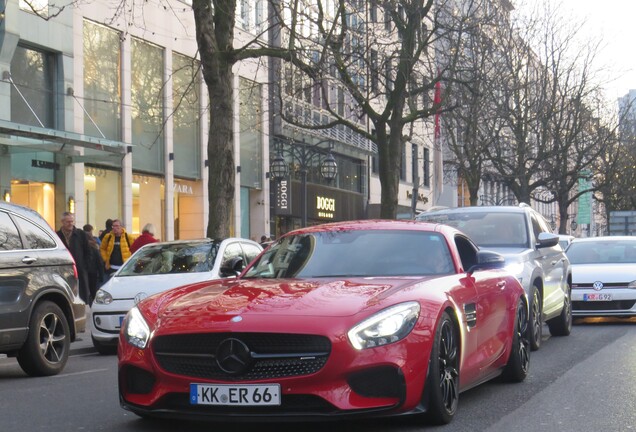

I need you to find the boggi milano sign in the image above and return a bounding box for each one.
[316,196,335,219]
[275,178,292,215]
[275,180,363,221]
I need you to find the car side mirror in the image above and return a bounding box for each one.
[220,257,244,278]
[537,232,559,248]
[467,250,506,274]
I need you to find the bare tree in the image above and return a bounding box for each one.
[441,5,509,206]
[271,0,482,218]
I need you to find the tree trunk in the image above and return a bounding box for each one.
[193,0,236,238]
[377,126,400,219]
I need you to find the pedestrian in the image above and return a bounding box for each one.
[259,235,271,247]
[100,219,134,281]
[98,218,113,242]
[85,232,105,305]
[130,223,158,253]
[56,212,91,304]
[83,223,101,246]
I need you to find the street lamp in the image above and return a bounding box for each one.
[270,138,338,227]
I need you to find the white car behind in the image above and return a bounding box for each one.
[91,238,262,353]
[566,236,636,317]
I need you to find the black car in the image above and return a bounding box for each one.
[0,201,86,376]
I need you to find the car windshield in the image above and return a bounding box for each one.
[566,240,636,264]
[117,241,220,276]
[416,211,528,248]
[243,229,454,278]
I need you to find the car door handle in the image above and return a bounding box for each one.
[497,281,506,290]
[22,256,37,264]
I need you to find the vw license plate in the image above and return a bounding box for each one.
[583,293,612,301]
[190,383,281,406]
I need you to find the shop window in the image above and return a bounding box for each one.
[239,78,263,189]
[173,53,201,179]
[131,38,164,173]
[10,45,55,128]
[83,20,122,141]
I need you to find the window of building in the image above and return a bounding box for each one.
[239,77,263,189]
[400,143,406,181]
[10,45,55,128]
[83,20,122,141]
[131,37,164,174]
[370,3,378,22]
[370,50,379,94]
[172,53,201,179]
[19,0,48,16]
[411,143,418,184]
[423,148,430,187]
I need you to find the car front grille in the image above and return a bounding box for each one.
[572,300,636,311]
[153,333,331,381]
[572,283,628,289]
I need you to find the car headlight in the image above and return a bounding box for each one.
[94,289,113,305]
[124,307,151,349]
[347,302,420,350]
[628,280,636,289]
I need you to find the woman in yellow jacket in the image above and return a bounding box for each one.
[100,219,134,279]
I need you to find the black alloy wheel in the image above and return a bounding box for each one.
[529,285,542,351]
[17,301,70,376]
[424,312,459,425]
[502,299,530,382]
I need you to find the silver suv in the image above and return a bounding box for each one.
[0,201,86,375]
[416,204,572,350]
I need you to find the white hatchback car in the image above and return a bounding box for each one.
[91,238,262,353]
[566,236,636,317]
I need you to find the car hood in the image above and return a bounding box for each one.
[480,247,529,261]
[147,276,432,322]
[102,272,217,300]
[571,263,636,283]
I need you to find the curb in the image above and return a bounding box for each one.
[71,345,97,356]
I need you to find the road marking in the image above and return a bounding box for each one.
[51,368,109,378]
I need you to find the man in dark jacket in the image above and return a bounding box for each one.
[57,212,91,304]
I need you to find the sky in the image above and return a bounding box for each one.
[520,0,636,103]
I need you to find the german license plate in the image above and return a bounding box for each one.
[583,293,612,301]
[190,383,281,406]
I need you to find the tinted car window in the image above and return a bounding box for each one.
[244,230,453,278]
[12,215,56,249]
[241,242,262,264]
[0,212,22,251]
[567,240,636,264]
[118,242,218,276]
[222,243,244,268]
[418,211,528,248]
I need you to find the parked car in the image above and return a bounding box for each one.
[118,220,529,424]
[91,238,262,354]
[558,234,575,250]
[0,201,86,376]
[416,204,572,350]
[566,236,636,317]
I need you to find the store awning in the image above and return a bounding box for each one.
[0,119,128,164]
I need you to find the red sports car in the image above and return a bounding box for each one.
[118,220,529,424]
